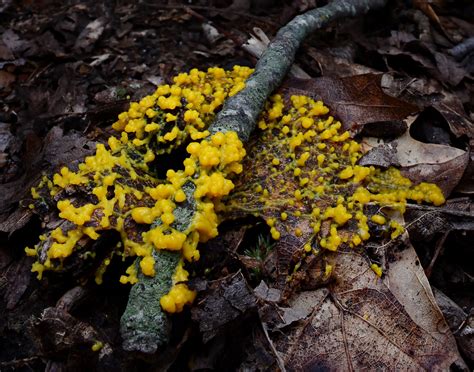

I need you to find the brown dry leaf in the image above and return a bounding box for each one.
[191,272,256,343]
[360,123,468,196]
[225,80,466,368]
[434,288,474,362]
[306,47,378,77]
[0,70,15,91]
[0,127,97,233]
[405,201,474,242]
[74,17,108,52]
[34,307,100,356]
[267,238,464,370]
[283,74,418,134]
[380,73,472,140]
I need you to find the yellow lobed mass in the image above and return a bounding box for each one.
[27,66,251,313]
[27,66,445,312]
[226,93,445,258]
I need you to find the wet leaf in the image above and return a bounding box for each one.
[405,202,474,241]
[191,272,256,343]
[306,47,378,77]
[434,287,474,363]
[0,71,15,91]
[34,307,99,355]
[360,124,468,196]
[434,51,466,86]
[0,127,96,232]
[74,17,108,52]
[225,77,466,369]
[284,74,418,134]
[1,30,29,57]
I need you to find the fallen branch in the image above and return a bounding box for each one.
[121,0,388,353]
[209,0,387,141]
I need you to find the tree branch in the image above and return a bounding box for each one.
[122,0,388,353]
[209,0,387,141]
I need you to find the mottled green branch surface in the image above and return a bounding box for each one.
[120,250,180,353]
[209,0,387,141]
[121,0,387,353]
[120,184,196,353]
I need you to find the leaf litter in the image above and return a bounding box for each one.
[0,0,473,370]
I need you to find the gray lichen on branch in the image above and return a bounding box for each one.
[120,250,180,353]
[120,183,196,352]
[26,0,388,355]
[209,0,387,141]
[121,0,388,354]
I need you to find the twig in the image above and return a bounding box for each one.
[123,0,388,353]
[425,230,449,279]
[209,0,388,141]
[260,315,287,372]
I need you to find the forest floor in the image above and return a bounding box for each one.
[0,0,473,370]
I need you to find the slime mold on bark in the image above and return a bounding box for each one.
[27,66,445,316]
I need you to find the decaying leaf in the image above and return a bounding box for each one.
[74,17,108,52]
[224,80,466,368]
[405,201,474,242]
[306,47,378,77]
[34,307,100,356]
[284,74,418,134]
[434,288,474,363]
[191,272,256,343]
[266,241,464,370]
[1,1,472,369]
[227,85,447,296]
[0,127,98,233]
[360,120,468,196]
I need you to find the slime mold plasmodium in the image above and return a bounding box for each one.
[224,93,445,277]
[27,66,251,314]
[26,66,445,315]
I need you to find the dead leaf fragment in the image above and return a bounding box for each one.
[0,70,15,90]
[34,307,100,355]
[192,273,256,343]
[306,47,377,77]
[0,127,97,232]
[434,52,466,87]
[285,74,419,134]
[434,288,474,362]
[74,17,108,52]
[360,130,468,195]
[267,245,464,370]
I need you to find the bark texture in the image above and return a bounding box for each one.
[120,250,180,353]
[209,0,387,141]
[121,0,388,354]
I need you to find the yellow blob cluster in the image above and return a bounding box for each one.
[27,65,445,310]
[160,261,197,313]
[227,93,445,261]
[27,66,252,313]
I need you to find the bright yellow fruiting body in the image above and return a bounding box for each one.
[370,263,383,277]
[91,341,104,352]
[371,214,386,225]
[28,66,252,313]
[225,91,445,273]
[160,261,197,313]
[27,65,446,312]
